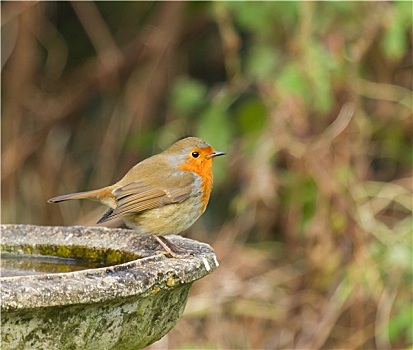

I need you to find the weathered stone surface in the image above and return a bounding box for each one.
[1,224,219,350]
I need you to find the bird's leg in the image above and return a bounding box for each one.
[152,235,191,258]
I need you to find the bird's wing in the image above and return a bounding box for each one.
[97,173,194,223]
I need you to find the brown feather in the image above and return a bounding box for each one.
[48,187,116,207]
[96,173,195,223]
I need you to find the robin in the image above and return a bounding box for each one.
[48,137,225,257]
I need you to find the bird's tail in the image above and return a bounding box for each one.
[48,187,115,206]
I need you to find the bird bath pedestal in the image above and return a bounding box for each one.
[1,224,219,350]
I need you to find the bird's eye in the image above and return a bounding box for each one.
[191,152,199,158]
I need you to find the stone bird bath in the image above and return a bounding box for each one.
[1,224,219,350]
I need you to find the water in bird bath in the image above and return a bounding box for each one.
[0,251,112,277]
[0,243,139,278]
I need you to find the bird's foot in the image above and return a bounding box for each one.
[152,235,194,259]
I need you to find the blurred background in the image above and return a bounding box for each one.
[2,1,412,349]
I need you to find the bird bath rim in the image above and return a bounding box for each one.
[1,224,219,312]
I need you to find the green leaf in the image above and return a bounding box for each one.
[382,18,407,60]
[381,0,411,60]
[170,78,208,117]
[387,304,413,342]
[246,45,279,80]
[235,97,266,135]
[305,41,334,114]
[277,63,310,101]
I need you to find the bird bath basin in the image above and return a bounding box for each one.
[0,224,219,350]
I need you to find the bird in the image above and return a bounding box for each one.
[48,137,225,257]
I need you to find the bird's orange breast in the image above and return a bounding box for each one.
[178,147,214,212]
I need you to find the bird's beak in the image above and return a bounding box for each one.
[206,151,226,159]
